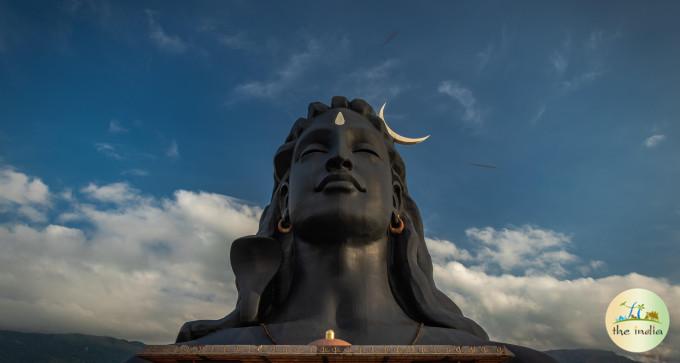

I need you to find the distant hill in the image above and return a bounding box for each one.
[0,330,641,363]
[0,330,144,363]
[546,349,640,363]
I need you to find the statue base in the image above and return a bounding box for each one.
[137,344,514,362]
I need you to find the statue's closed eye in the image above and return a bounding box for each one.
[300,146,327,158]
[353,144,380,158]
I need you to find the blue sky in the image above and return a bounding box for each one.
[1,0,679,358]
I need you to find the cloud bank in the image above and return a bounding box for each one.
[0,166,676,361]
[425,236,678,362]
[1,169,260,343]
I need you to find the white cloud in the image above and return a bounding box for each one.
[432,261,679,362]
[356,59,397,81]
[195,20,252,51]
[108,119,128,134]
[16,205,47,223]
[60,189,74,202]
[0,167,50,221]
[644,134,666,148]
[438,81,483,125]
[428,226,603,278]
[530,105,546,124]
[560,71,604,92]
[94,142,123,160]
[427,231,676,362]
[81,182,140,204]
[551,32,613,93]
[550,35,571,75]
[340,59,404,104]
[426,237,473,264]
[145,10,187,54]
[166,140,179,158]
[467,226,579,276]
[0,168,50,206]
[234,39,321,99]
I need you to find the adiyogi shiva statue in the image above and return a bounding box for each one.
[129,96,556,363]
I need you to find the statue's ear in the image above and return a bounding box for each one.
[274,144,294,182]
[230,236,282,324]
[277,182,289,216]
[392,180,404,212]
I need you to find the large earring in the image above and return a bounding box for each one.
[277,215,292,234]
[389,212,404,234]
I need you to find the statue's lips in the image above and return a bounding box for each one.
[315,173,366,193]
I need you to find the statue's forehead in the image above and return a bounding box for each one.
[305,108,377,131]
[295,109,385,149]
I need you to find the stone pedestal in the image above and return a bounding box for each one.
[137,344,514,362]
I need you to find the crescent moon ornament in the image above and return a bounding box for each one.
[377,103,430,145]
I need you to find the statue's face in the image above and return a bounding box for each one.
[287,109,394,243]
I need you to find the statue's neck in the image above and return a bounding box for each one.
[267,235,413,328]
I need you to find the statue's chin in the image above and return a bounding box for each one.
[292,211,388,245]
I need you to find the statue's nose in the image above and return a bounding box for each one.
[325,132,353,172]
[325,154,353,172]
